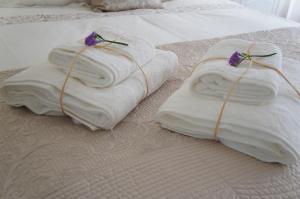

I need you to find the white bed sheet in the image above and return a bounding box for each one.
[0,3,91,17]
[0,0,231,16]
[0,0,299,71]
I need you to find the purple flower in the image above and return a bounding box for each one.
[85,32,99,46]
[84,32,129,47]
[229,51,242,67]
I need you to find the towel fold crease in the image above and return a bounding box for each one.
[190,39,283,104]
[49,28,155,88]
[2,49,178,130]
[156,57,300,165]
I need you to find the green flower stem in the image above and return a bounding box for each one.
[249,53,277,58]
[240,52,277,62]
[95,34,128,46]
[103,39,128,46]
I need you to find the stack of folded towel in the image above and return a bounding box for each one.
[1,28,178,130]
[190,39,283,105]
[156,39,300,165]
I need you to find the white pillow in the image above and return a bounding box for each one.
[90,0,163,12]
[0,0,85,7]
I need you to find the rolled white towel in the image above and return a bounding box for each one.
[48,28,155,88]
[190,39,282,104]
[2,49,178,130]
[156,58,300,165]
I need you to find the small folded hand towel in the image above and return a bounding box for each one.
[156,57,300,165]
[2,49,178,130]
[190,39,282,104]
[49,28,155,88]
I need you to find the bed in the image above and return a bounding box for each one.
[0,0,298,71]
[1,1,300,199]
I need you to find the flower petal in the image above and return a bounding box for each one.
[85,32,98,46]
[229,51,242,67]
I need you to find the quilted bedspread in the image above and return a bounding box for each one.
[1,27,300,199]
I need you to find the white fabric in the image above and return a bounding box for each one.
[287,0,300,22]
[278,0,300,22]
[0,3,90,16]
[90,0,162,11]
[0,0,231,15]
[156,57,300,165]
[0,0,85,7]
[0,0,299,71]
[190,39,283,104]
[1,49,178,130]
[49,29,155,88]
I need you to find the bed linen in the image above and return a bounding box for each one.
[0,0,238,18]
[90,0,162,11]
[1,27,300,199]
[0,0,85,7]
[0,0,299,71]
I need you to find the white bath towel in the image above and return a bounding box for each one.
[190,39,283,104]
[156,57,300,165]
[2,49,178,130]
[48,28,155,88]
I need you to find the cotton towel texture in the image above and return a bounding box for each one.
[190,39,282,104]
[2,29,178,130]
[156,39,300,165]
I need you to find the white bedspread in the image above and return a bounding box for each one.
[0,0,299,71]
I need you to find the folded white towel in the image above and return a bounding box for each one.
[156,58,300,165]
[49,28,155,88]
[2,49,178,130]
[190,39,282,104]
